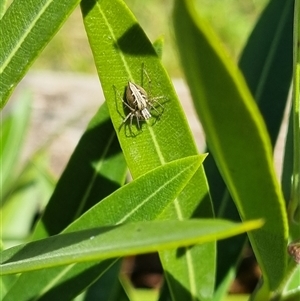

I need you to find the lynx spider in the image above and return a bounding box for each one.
[117,66,164,131]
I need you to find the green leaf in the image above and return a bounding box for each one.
[0,0,80,108]
[81,0,215,300]
[210,0,294,298]
[239,0,294,147]
[288,0,300,230]
[0,219,263,275]
[82,0,197,177]
[65,154,206,231]
[209,0,294,214]
[282,107,294,207]
[173,0,288,294]
[3,154,205,301]
[0,92,31,200]
[4,260,117,301]
[1,154,54,244]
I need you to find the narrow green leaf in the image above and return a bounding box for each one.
[0,219,263,275]
[81,0,198,177]
[1,162,50,242]
[208,0,294,216]
[4,260,117,301]
[64,154,206,231]
[239,0,294,147]
[173,0,288,293]
[279,3,300,299]
[211,0,294,298]
[282,108,293,206]
[288,0,300,230]
[0,92,31,200]
[3,154,204,301]
[0,0,80,108]
[1,150,55,244]
[81,0,215,300]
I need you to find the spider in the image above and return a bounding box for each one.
[122,80,163,130]
[115,65,164,133]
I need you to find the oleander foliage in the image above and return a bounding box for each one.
[0,0,299,300]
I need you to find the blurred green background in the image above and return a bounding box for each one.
[31,0,269,77]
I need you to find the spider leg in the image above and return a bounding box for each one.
[151,96,164,107]
[136,113,141,129]
[148,96,164,115]
[123,112,132,123]
[122,98,136,112]
[142,63,152,90]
